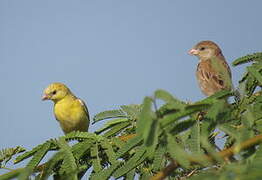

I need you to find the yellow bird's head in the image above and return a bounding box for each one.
[42,82,72,102]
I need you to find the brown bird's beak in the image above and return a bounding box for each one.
[188,49,199,55]
[42,94,49,101]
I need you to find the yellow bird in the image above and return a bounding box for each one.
[42,82,90,134]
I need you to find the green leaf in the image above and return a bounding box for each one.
[144,118,159,158]
[19,141,51,179]
[91,162,121,180]
[152,146,166,171]
[0,146,25,165]
[160,107,201,128]
[125,169,136,180]
[170,118,195,134]
[247,66,262,85]
[218,124,238,140]
[205,100,225,122]
[90,142,102,173]
[65,131,99,141]
[0,169,23,180]
[113,146,147,178]
[57,137,78,180]
[100,139,117,164]
[95,118,129,134]
[103,121,130,137]
[232,52,262,66]
[72,139,93,160]
[40,151,65,179]
[116,135,143,158]
[93,110,127,123]
[14,143,47,164]
[166,133,190,168]
[120,104,141,120]
[155,89,185,105]
[136,97,154,137]
[188,120,201,155]
[200,122,222,163]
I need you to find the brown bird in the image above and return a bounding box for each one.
[188,41,233,96]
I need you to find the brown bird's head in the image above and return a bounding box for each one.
[42,82,71,102]
[188,41,223,61]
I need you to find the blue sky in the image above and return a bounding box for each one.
[1,0,262,173]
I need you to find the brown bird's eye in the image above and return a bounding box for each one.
[200,47,205,51]
[52,90,57,95]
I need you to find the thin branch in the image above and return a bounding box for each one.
[150,159,179,180]
[150,134,262,180]
[118,134,137,142]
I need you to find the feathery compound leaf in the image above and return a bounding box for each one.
[188,120,201,155]
[245,75,258,96]
[247,66,262,85]
[0,169,23,180]
[200,122,222,163]
[152,146,166,171]
[160,107,201,127]
[100,139,117,164]
[144,118,159,157]
[205,100,225,122]
[90,142,102,173]
[14,142,48,164]
[113,146,147,178]
[103,121,130,137]
[166,133,190,168]
[57,138,78,180]
[136,97,154,137]
[250,144,262,167]
[72,139,93,160]
[95,118,129,134]
[26,141,51,169]
[136,97,159,156]
[65,131,98,141]
[170,118,196,134]
[154,89,176,103]
[125,169,136,180]
[154,89,186,109]
[40,151,65,180]
[200,90,233,103]
[18,141,51,179]
[120,104,141,120]
[91,162,121,180]
[0,146,25,165]
[232,52,262,66]
[93,109,127,123]
[116,135,143,158]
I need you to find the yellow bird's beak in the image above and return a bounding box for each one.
[42,94,49,101]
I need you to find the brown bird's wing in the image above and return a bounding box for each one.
[221,58,232,78]
[196,59,231,96]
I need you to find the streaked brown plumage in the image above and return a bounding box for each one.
[189,41,233,96]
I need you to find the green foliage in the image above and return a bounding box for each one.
[0,146,25,168]
[1,52,262,180]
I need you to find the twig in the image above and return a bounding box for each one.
[150,134,262,180]
[150,159,179,180]
[118,134,137,142]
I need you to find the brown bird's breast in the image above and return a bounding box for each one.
[196,60,229,96]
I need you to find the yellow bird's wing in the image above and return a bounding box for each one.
[77,98,90,122]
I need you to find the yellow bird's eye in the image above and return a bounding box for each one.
[52,90,57,95]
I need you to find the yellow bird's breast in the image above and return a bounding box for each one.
[54,96,89,134]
